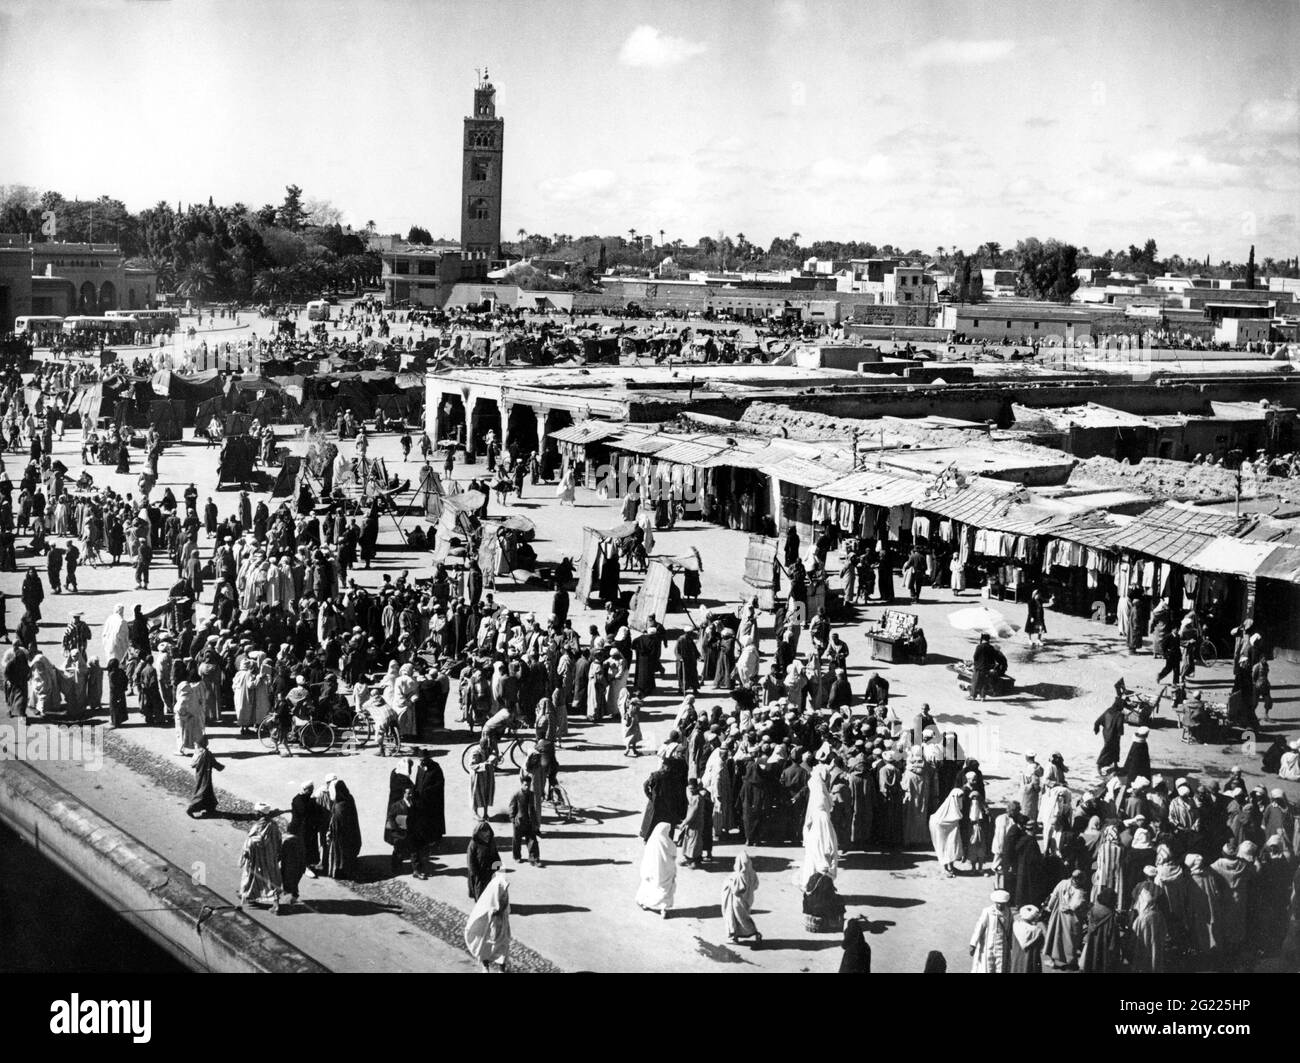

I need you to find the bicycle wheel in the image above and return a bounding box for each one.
[257,716,279,751]
[508,738,533,772]
[350,709,374,749]
[1199,639,1217,667]
[549,783,573,821]
[461,743,476,773]
[301,721,335,755]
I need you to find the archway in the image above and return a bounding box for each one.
[78,282,97,313]
[541,408,572,477]
[98,281,117,311]
[507,402,538,460]
[438,392,465,446]
[469,396,501,459]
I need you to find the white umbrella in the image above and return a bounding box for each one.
[948,605,1020,640]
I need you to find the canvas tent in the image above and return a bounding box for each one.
[217,436,257,487]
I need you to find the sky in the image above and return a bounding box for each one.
[1,0,1298,260]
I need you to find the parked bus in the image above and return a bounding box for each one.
[106,308,178,332]
[62,316,140,342]
[306,299,331,322]
[14,316,65,339]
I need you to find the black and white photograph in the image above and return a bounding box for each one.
[0,0,1298,1003]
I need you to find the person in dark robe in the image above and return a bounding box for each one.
[922,951,947,973]
[803,871,846,931]
[838,916,872,972]
[847,752,875,851]
[640,766,678,840]
[876,547,895,603]
[186,737,224,818]
[1012,822,1046,909]
[877,753,904,848]
[598,546,621,604]
[20,567,42,623]
[326,779,363,879]
[740,758,771,846]
[1093,691,1126,772]
[279,787,310,904]
[674,630,700,694]
[1080,886,1125,972]
[412,755,446,864]
[1122,727,1151,782]
[633,621,663,696]
[288,781,321,878]
[713,628,737,690]
[782,524,800,568]
[466,818,500,900]
[780,753,812,845]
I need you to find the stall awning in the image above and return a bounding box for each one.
[761,456,844,489]
[609,432,675,455]
[813,469,930,509]
[1256,545,1300,584]
[1048,512,1125,552]
[654,439,726,466]
[1185,537,1280,577]
[549,420,630,446]
[1107,523,1215,566]
[917,486,1065,536]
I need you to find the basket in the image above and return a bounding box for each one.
[804,912,844,934]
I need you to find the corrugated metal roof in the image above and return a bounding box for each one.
[1107,522,1215,566]
[1142,504,1242,535]
[814,469,932,508]
[1050,512,1126,551]
[1256,545,1300,584]
[917,486,1066,535]
[1185,538,1282,577]
[608,431,675,455]
[549,420,629,445]
[762,455,845,488]
[654,439,726,465]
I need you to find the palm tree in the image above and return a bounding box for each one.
[176,263,215,302]
[628,228,638,247]
[659,229,665,247]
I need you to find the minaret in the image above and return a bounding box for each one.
[461,69,504,260]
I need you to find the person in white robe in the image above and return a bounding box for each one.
[174,676,205,754]
[233,659,257,731]
[721,850,761,944]
[237,803,283,911]
[702,744,736,837]
[101,604,129,666]
[969,888,1013,973]
[394,663,418,738]
[28,649,61,716]
[797,757,840,884]
[635,821,678,917]
[930,786,967,876]
[464,868,511,971]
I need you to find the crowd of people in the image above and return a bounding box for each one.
[4,312,1300,976]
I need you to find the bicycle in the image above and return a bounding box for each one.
[258,713,335,755]
[460,722,534,773]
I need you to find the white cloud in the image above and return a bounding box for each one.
[537,169,618,204]
[806,155,893,185]
[907,39,1016,67]
[1131,149,1244,188]
[1241,94,1299,135]
[618,25,707,69]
